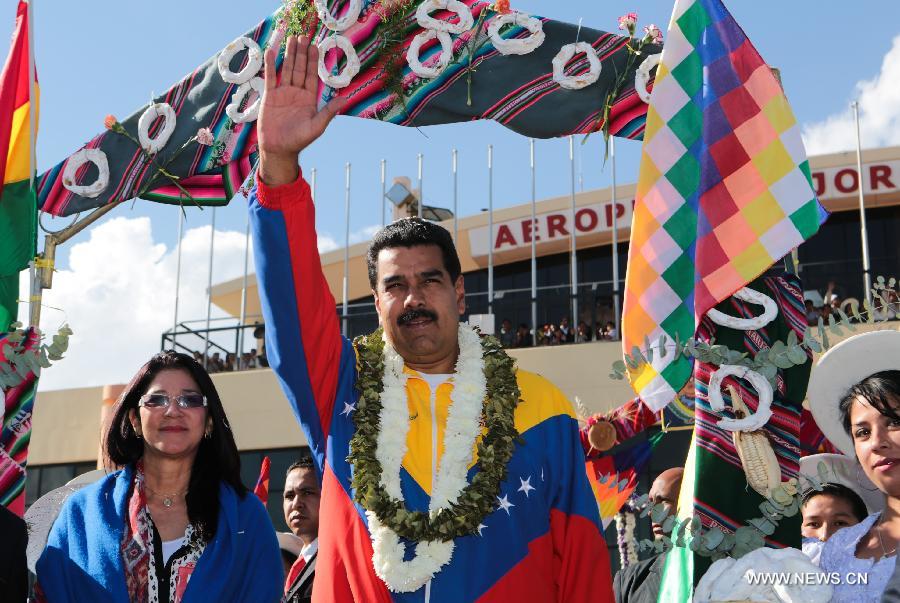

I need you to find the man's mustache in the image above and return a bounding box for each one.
[397,309,438,326]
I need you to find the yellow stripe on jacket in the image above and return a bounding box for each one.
[401,367,576,495]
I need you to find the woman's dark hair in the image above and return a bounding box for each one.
[801,483,868,523]
[838,370,900,438]
[365,218,461,289]
[105,350,246,539]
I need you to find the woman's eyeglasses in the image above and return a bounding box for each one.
[138,393,208,409]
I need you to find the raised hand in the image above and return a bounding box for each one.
[258,34,346,186]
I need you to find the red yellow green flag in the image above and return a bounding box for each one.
[0,0,38,331]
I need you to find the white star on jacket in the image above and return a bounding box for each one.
[517,476,535,498]
[497,494,515,515]
[341,402,356,417]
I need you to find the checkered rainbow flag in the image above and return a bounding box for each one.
[622,0,826,411]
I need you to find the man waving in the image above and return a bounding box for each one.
[249,34,614,602]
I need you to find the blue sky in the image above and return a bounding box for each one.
[20,1,900,389]
[33,1,900,260]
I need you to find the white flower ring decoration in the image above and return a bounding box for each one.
[487,13,545,56]
[137,103,177,155]
[317,35,361,89]
[226,77,265,123]
[217,36,263,85]
[707,364,774,432]
[552,41,601,90]
[314,0,362,32]
[634,52,661,104]
[62,148,109,198]
[707,287,778,331]
[406,29,453,79]
[415,0,474,35]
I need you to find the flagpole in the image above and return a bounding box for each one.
[26,0,37,328]
[852,101,872,306]
[611,136,621,340]
[530,139,537,347]
[417,153,423,219]
[569,136,578,329]
[487,145,493,317]
[343,162,351,337]
[237,208,251,356]
[380,159,386,227]
[203,208,216,368]
[171,210,184,349]
[452,149,458,242]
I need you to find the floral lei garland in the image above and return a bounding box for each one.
[348,325,521,589]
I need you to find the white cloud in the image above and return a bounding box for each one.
[802,35,900,155]
[318,224,382,253]
[22,217,382,392]
[23,217,255,391]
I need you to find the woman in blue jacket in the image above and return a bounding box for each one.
[36,351,282,602]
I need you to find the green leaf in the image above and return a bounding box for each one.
[788,345,808,366]
[650,503,670,523]
[657,334,668,360]
[702,527,724,550]
[747,516,776,535]
[786,330,798,347]
[662,515,675,534]
[827,313,844,336]
[644,335,653,364]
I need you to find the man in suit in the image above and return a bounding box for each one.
[283,457,320,603]
[614,467,683,603]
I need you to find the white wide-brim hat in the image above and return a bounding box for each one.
[807,330,900,457]
[800,453,885,514]
[277,531,304,556]
[24,469,107,573]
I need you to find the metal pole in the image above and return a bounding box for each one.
[380,159,386,227]
[611,136,621,340]
[343,163,351,337]
[203,208,217,368]
[26,0,37,328]
[530,139,537,346]
[487,145,494,316]
[311,167,317,202]
[852,101,873,306]
[238,209,251,356]
[417,153,423,219]
[569,136,578,330]
[172,210,184,349]
[452,149,459,242]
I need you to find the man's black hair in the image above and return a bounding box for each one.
[366,218,461,289]
[800,483,868,523]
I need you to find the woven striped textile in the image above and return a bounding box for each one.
[0,328,39,517]
[688,275,807,583]
[39,1,657,217]
[622,0,827,412]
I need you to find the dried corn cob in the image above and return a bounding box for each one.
[728,385,782,498]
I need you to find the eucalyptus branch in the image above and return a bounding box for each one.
[0,323,73,389]
[609,275,900,387]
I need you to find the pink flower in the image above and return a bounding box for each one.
[617,12,638,35]
[103,115,118,130]
[196,127,215,146]
[642,24,663,44]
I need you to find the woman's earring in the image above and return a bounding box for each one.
[204,428,212,440]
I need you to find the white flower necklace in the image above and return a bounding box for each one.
[368,323,487,593]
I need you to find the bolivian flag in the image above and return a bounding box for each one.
[0,1,37,331]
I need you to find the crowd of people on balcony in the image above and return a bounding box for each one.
[193,349,269,373]
[496,317,621,349]
[804,280,900,326]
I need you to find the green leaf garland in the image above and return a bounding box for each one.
[347,327,521,542]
